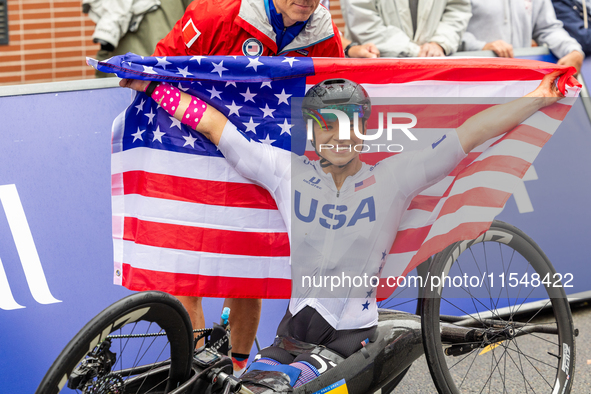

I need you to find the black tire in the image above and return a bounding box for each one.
[421,220,575,394]
[376,258,430,394]
[36,291,194,394]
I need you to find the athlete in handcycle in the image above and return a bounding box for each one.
[37,70,577,394]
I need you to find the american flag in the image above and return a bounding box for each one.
[354,175,376,192]
[88,55,579,299]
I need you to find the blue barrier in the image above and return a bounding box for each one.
[0,82,287,392]
[1,69,590,392]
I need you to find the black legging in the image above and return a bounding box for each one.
[275,306,377,358]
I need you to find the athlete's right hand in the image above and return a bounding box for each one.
[524,69,566,106]
[119,78,149,92]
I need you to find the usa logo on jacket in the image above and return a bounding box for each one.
[242,38,264,56]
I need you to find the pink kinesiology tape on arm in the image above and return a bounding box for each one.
[144,81,208,129]
[183,97,208,129]
[149,82,182,115]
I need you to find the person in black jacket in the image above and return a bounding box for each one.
[553,0,591,55]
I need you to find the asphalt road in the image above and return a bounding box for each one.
[393,302,591,393]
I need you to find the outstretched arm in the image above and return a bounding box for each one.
[456,70,566,153]
[119,78,290,194]
[119,78,228,145]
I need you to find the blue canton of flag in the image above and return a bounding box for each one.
[91,54,314,156]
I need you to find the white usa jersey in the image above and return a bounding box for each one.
[218,121,467,330]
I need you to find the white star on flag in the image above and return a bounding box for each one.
[211,61,228,77]
[275,89,292,105]
[278,119,293,135]
[259,104,276,118]
[240,87,257,103]
[177,83,189,92]
[225,101,242,116]
[260,134,276,145]
[206,85,223,100]
[183,133,198,148]
[246,57,264,72]
[169,115,182,129]
[144,108,156,124]
[135,98,146,114]
[225,81,237,88]
[156,57,172,69]
[243,117,260,133]
[152,126,166,142]
[177,66,193,77]
[190,55,206,64]
[142,65,158,74]
[261,81,272,89]
[282,57,299,67]
[132,127,145,142]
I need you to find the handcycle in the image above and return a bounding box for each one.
[36,220,577,394]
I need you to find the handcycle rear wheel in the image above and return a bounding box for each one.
[36,291,194,394]
[421,220,575,394]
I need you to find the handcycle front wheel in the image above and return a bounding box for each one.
[421,220,576,394]
[36,291,194,394]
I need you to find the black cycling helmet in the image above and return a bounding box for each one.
[301,79,371,169]
[302,79,372,121]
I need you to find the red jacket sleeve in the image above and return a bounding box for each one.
[330,21,345,58]
[308,21,344,58]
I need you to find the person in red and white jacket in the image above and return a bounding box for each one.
[152,0,343,377]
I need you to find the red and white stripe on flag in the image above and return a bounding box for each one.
[112,57,580,299]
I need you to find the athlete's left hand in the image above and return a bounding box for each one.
[120,78,149,92]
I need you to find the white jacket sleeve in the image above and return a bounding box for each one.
[92,0,134,48]
[532,0,584,59]
[217,121,291,195]
[342,0,421,57]
[91,0,160,48]
[429,0,472,55]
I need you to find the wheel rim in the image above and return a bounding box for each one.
[422,223,575,394]
[38,292,193,394]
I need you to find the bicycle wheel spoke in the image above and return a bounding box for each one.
[454,346,481,388]
[421,221,574,394]
[378,297,417,310]
[505,344,537,394]
[476,339,510,394]
[453,260,486,324]
[134,334,169,392]
[508,341,558,372]
[524,331,560,347]
[505,343,556,390]
[512,300,553,338]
